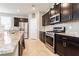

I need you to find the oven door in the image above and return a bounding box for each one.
[46,35,53,47]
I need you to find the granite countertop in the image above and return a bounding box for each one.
[0,31,24,55]
[56,32,79,38]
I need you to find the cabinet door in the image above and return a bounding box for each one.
[61,3,72,22]
[45,13,48,25]
[23,18,28,22]
[42,15,45,26]
[42,32,45,43]
[55,34,64,55]
[72,3,79,20]
[66,41,79,56]
[42,11,50,26]
[39,31,45,43]
[39,31,42,41]
[45,12,50,25]
[66,37,79,56]
[50,8,56,17]
[14,18,19,26]
[55,3,61,14]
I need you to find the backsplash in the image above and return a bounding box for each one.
[45,25,53,31]
[45,20,79,33]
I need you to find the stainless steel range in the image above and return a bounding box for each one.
[45,27,65,52]
[45,31,55,52]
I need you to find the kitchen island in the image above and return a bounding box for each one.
[0,31,25,56]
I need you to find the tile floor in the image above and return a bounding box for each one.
[23,39,58,56]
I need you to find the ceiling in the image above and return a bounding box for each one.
[0,3,52,16]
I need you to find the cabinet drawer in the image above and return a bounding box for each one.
[68,36,79,44]
[66,41,79,56]
[56,34,69,40]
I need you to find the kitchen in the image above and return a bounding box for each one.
[0,3,79,56]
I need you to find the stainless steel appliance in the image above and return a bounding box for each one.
[45,26,65,52]
[24,23,28,39]
[19,22,28,39]
[45,31,55,52]
[50,13,60,24]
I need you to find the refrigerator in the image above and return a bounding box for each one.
[19,22,28,39]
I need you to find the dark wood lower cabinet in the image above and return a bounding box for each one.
[55,34,65,55]
[66,40,79,56]
[55,34,79,56]
[39,31,45,43]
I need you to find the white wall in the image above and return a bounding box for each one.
[0,15,14,30]
[38,12,45,31]
[28,11,45,40]
[28,13,38,39]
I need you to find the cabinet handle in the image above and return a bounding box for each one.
[63,42,66,47]
[62,37,67,39]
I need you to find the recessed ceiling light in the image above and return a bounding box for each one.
[51,10,55,14]
[32,5,35,10]
[61,3,69,8]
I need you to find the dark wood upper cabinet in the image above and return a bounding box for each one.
[50,3,61,17]
[20,18,28,22]
[72,3,79,20]
[46,12,50,25]
[50,8,56,17]
[14,17,28,27]
[42,3,79,25]
[42,11,50,26]
[23,18,28,22]
[61,3,72,22]
[55,3,61,14]
[14,17,19,27]
[42,14,46,26]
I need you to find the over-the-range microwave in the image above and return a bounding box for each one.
[50,13,60,24]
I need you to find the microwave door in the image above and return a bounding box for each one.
[54,15,60,23]
[50,17,56,24]
[56,15,60,22]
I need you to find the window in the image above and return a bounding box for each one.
[0,16,12,44]
[1,16,12,30]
